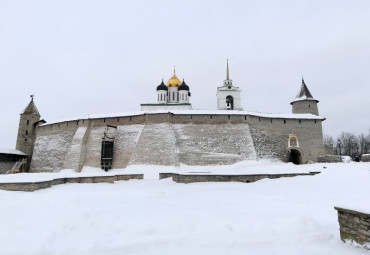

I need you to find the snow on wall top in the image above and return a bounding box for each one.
[41,110,325,126]
[0,148,27,155]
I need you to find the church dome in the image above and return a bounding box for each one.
[156,80,168,91]
[166,70,182,87]
[178,79,190,91]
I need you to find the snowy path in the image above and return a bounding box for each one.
[0,161,369,254]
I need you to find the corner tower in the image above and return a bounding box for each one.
[291,78,319,116]
[16,96,43,169]
[216,60,242,110]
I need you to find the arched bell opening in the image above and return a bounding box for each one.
[226,95,234,110]
[288,148,302,165]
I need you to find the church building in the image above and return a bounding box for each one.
[141,69,192,111]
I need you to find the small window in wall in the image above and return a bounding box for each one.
[259,117,261,122]
[117,117,119,122]
[245,116,247,120]
[284,120,286,124]
[309,104,311,108]
[129,116,132,121]
[210,116,213,119]
[190,115,193,119]
[299,120,301,124]
[83,119,85,124]
[25,138,27,142]
[315,120,317,124]
[104,118,106,123]
[228,115,230,119]
[27,120,29,125]
[271,119,273,123]
[25,130,28,135]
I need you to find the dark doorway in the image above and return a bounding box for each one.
[226,95,234,110]
[288,149,302,165]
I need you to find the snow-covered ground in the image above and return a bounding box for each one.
[0,160,369,255]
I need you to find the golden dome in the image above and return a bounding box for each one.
[166,70,182,87]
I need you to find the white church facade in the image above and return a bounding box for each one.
[141,69,192,111]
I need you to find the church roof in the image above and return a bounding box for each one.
[22,96,40,116]
[156,80,168,91]
[166,69,182,87]
[178,79,190,91]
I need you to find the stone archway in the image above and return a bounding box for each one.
[288,148,302,165]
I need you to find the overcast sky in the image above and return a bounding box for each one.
[1,0,370,149]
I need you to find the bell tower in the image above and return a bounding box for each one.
[216,60,242,110]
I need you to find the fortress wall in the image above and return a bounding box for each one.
[173,123,257,165]
[111,125,143,168]
[63,126,89,172]
[30,125,79,172]
[29,113,326,172]
[129,123,180,166]
[247,115,325,163]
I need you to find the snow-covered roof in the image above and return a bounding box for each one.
[291,78,318,103]
[0,148,27,155]
[41,110,325,126]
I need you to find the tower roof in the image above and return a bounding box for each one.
[22,95,40,116]
[291,78,319,105]
[166,68,182,87]
[295,78,314,99]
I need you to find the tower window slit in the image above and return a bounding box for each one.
[27,120,29,125]
[117,117,119,122]
[271,119,272,123]
[25,130,28,135]
[228,115,230,120]
[245,116,247,120]
[299,120,301,124]
[284,120,286,124]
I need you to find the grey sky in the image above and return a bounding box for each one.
[1,0,370,148]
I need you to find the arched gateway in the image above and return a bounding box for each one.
[288,148,302,165]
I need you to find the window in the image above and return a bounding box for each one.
[228,115,230,120]
[271,119,273,123]
[284,120,286,124]
[245,116,247,120]
[299,120,301,124]
[27,120,29,125]
[25,130,28,135]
